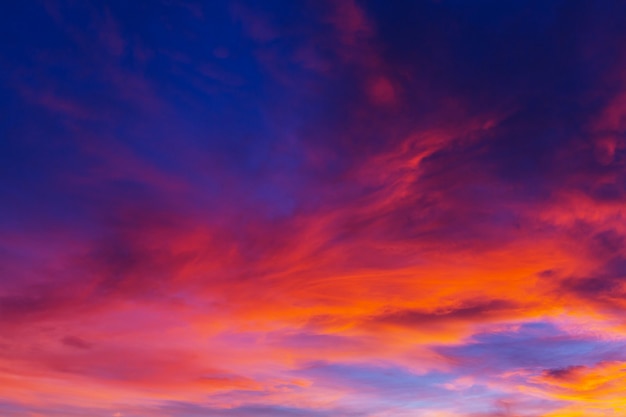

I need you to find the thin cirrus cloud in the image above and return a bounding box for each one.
[1,0,626,416]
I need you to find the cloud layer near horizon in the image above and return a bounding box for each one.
[2,1,626,416]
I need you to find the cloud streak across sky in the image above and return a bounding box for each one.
[1,0,626,416]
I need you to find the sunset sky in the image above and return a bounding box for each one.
[2,1,626,416]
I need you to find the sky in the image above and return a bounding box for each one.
[1,1,626,416]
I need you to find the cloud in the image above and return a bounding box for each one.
[532,361,626,416]
[2,1,626,416]
[61,335,93,350]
